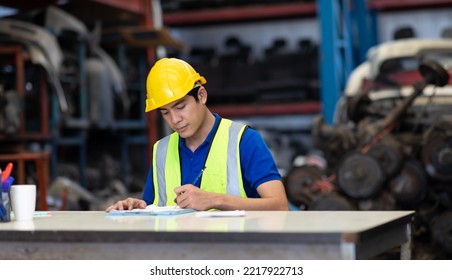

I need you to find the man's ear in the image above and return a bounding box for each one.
[198,87,207,102]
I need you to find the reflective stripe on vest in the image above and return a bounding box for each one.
[153,118,247,206]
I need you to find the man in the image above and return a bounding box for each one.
[106,58,288,211]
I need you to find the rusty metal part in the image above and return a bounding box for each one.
[419,60,450,87]
[431,182,452,209]
[367,136,404,179]
[363,60,449,145]
[431,211,452,255]
[311,116,357,151]
[437,190,452,209]
[388,160,428,208]
[336,151,385,199]
[422,135,452,181]
[311,115,358,168]
[416,191,441,225]
[346,93,370,123]
[358,191,397,210]
[309,192,355,211]
[285,165,323,208]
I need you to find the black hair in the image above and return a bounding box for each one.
[186,84,201,102]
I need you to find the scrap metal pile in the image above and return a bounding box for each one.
[285,39,452,258]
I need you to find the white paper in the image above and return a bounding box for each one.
[195,210,246,218]
[107,205,195,216]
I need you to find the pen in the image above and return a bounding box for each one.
[191,166,206,186]
[1,162,13,185]
[2,176,14,192]
[174,166,207,207]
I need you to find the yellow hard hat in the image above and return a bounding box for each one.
[145,57,207,112]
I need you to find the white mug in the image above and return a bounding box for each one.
[10,184,36,222]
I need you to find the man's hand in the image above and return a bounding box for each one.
[174,184,218,211]
[105,197,147,212]
[174,180,288,211]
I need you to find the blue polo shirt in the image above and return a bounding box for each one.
[142,113,281,205]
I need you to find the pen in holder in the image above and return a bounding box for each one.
[0,176,14,222]
[0,189,11,222]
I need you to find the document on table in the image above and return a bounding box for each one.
[195,210,246,218]
[11,211,52,218]
[106,205,196,216]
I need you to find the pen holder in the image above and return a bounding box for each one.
[0,190,11,222]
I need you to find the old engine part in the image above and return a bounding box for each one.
[431,211,452,255]
[0,89,20,135]
[285,165,323,209]
[311,115,358,168]
[436,187,452,209]
[362,60,449,145]
[346,91,370,124]
[86,58,115,128]
[367,136,404,179]
[358,191,397,210]
[415,191,441,226]
[312,52,452,258]
[388,160,428,208]
[422,135,452,181]
[0,18,68,112]
[309,192,355,211]
[336,151,385,199]
[419,60,450,87]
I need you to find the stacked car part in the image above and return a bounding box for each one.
[287,53,452,258]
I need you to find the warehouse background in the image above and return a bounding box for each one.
[0,0,452,259]
[170,8,452,55]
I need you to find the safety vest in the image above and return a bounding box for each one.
[152,118,248,206]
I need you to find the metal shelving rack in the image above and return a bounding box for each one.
[0,0,156,190]
[318,0,376,123]
[0,44,51,210]
[162,1,323,119]
[163,2,317,26]
[3,0,452,189]
[162,0,452,124]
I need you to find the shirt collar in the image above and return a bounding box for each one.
[179,113,221,149]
